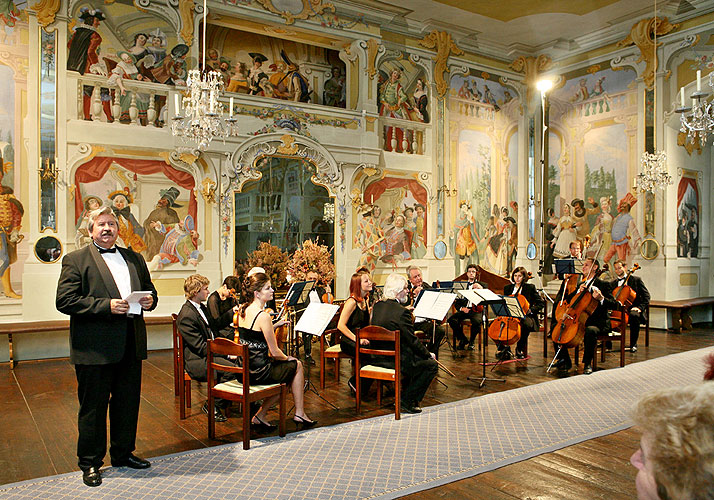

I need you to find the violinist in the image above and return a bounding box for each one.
[553,258,617,374]
[206,275,241,339]
[496,267,545,360]
[298,269,329,365]
[611,259,650,352]
[406,265,445,355]
[447,264,487,350]
[337,272,373,396]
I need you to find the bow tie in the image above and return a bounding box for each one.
[98,246,117,254]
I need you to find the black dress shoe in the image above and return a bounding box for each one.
[111,454,151,469]
[457,340,468,350]
[82,466,102,487]
[202,401,227,422]
[555,359,572,371]
[400,404,422,414]
[515,349,525,359]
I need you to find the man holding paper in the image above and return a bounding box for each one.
[406,265,445,354]
[56,206,158,487]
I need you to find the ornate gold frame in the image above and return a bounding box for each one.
[255,0,335,25]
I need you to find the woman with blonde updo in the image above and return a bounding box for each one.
[236,273,316,430]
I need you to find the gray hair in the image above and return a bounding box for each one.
[87,206,118,233]
[383,273,407,300]
[405,265,421,279]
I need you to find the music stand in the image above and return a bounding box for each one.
[488,297,527,370]
[295,302,340,410]
[459,288,507,388]
[440,281,469,357]
[282,280,315,356]
[413,290,457,388]
[554,259,582,276]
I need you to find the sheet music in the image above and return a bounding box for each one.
[309,290,321,303]
[294,303,340,336]
[457,288,501,306]
[491,296,525,318]
[412,290,456,321]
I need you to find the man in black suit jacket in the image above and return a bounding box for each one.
[553,258,616,375]
[56,207,157,487]
[406,265,445,355]
[177,274,237,422]
[611,259,650,352]
[448,263,488,350]
[371,273,438,414]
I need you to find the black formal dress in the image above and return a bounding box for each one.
[407,281,446,355]
[501,282,545,355]
[611,274,650,348]
[448,280,487,347]
[555,277,617,368]
[56,244,158,471]
[237,312,297,384]
[370,299,438,406]
[338,297,371,393]
[206,291,238,340]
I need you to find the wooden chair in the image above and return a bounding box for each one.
[319,328,352,389]
[355,326,401,420]
[172,313,192,419]
[207,338,287,450]
[593,305,627,369]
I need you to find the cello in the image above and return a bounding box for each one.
[554,236,590,323]
[551,261,609,348]
[610,263,640,331]
[487,272,533,347]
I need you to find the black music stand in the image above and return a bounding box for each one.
[488,297,527,370]
[282,280,315,356]
[461,290,507,388]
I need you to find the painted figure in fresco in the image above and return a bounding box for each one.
[484,206,509,275]
[0,0,20,27]
[677,215,689,257]
[470,81,483,101]
[457,80,473,100]
[503,90,513,103]
[591,76,606,96]
[142,187,181,261]
[324,66,345,107]
[0,168,23,298]
[413,203,427,260]
[146,29,167,69]
[570,199,591,241]
[379,69,415,152]
[603,193,642,266]
[217,57,232,86]
[404,206,426,259]
[281,50,311,103]
[129,33,150,64]
[413,78,429,123]
[205,48,220,71]
[149,215,199,270]
[451,200,479,273]
[268,62,289,99]
[505,216,518,275]
[588,196,613,258]
[108,51,149,124]
[226,62,250,93]
[67,8,108,121]
[354,205,385,272]
[151,43,188,86]
[381,215,412,265]
[248,53,269,96]
[687,207,699,258]
[483,85,499,110]
[552,203,577,258]
[109,189,146,254]
[75,195,103,249]
[571,78,590,102]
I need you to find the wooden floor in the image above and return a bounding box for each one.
[1,326,712,498]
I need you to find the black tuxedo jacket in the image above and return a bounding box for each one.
[176,300,218,381]
[611,274,650,319]
[370,299,432,371]
[503,282,544,318]
[563,277,616,332]
[56,244,158,365]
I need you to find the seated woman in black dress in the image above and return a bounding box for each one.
[337,271,373,394]
[206,275,240,339]
[236,272,316,430]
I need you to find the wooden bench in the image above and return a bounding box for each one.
[646,297,714,337]
[0,316,174,369]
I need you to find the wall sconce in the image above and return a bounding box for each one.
[437,184,458,197]
[39,157,59,182]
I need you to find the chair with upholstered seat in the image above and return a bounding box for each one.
[171,313,192,419]
[355,325,401,420]
[319,328,352,389]
[207,337,287,450]
[593,305,627,369]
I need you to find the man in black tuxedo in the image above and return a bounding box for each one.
[611,259,650,352]
[177,274,237,422]
[447,263,487,350]
[406,265,445,355]
[56,207,157,487]
[371,273,438,414]
[553,258,616,374]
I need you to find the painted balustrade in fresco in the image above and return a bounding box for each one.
[566,90,633,121]
[379,116,428,155]
[450,96,497,121]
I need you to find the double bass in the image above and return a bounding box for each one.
[610,263,640,330]
[487,272,533,346]
[551,262,609,348]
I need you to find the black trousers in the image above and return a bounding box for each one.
[402,358,438,405]
[629,310,644,347]
[448,310,482,344]
[555,325,602,367]
[75,331,141,470]
[496,316,536,353]
[414,320,445,355]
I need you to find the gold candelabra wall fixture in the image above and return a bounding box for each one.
[39,157,59,182]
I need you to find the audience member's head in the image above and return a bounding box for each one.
[184,274,210,301]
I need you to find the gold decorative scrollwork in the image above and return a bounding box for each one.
[200,177,216,204]
[31,0,61,28]
[418,30,464,100]
[277,134,299,155]
[179,0,195,46]
[364,38,380,80]
[255,0,334,25]
[509,54,556,106]
[616,16,678,90]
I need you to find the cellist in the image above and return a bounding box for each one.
[496,267,545,360]
[447,263,487,350]
[611,259,650,352]
[548,240,583,334]
[553,257,617,374]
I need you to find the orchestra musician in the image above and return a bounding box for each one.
[337,271,374,396]
[447,263,487,350]
[206,275,241,339]
[548,240,583,338]
[553,257,617,374]
[299,269,327,366]
[370,273,438,414]
[611,259,650,353]
[496,266,545,360]
[405,265,445,355]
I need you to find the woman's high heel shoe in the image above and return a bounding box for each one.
[251,415,277,432]
[293,415,317,430]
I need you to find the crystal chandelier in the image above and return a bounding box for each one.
[677,71,714,145]
[170,0,238,150]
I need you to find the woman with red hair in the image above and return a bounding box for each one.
[337,272,373,395]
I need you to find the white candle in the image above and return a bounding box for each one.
[697,70,701,92]
[371,195,374,204]
[229,97,233,117]
[174,93,180,112]
[210,96,215,113]
[692,98,697,109]
[680,87,685,106]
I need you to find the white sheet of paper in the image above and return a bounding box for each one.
[412,290,456,321]
[295,302,340,336]
[309,290,321,303]
[123,291,152,315]
[457,288,501,307]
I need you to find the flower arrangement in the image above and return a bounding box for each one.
[288,239,335,284]
[246,241,289,288]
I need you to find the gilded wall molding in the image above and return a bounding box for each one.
[255,0,334,25]
[360,38,382,80]
[418,30,464,100]
[31,0,61,28]
[616,16,678,90]
[178,0,196,46]
[509,54,555,107]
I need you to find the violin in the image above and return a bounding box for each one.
[551,263,609,348]
[321,285,334,304]
[487,272,533,347]
[610,263,640,331]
